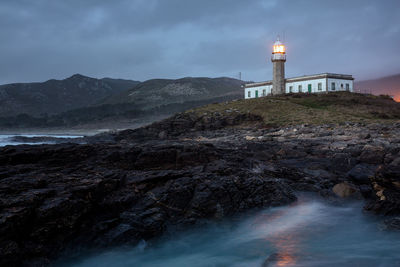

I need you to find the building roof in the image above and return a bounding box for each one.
[245,73,354,88]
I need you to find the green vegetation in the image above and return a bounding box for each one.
[2,91,398,129]
[0,95,240,128]
[0,75,244,129]
[189,92,400,126]
[103,77,243,107]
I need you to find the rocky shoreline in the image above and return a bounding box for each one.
[1,112,400,265]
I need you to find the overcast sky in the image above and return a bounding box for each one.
[1,0,399,84]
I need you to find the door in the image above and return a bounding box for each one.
[255,90,258,98]
[308,84,312,93]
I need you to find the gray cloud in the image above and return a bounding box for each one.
[0,0,399,84]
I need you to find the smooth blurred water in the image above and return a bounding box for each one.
[62,196,400,267]
[0,134,83,146]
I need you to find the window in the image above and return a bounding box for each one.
[248,91,251,98]
[263,89,266,96]
[331,82,336,90]
[341,84,344,89]
[289,86,293,93]
[318,83,322,91]
[298,85,302,92]
[346,83,350,91]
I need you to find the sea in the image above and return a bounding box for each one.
[0,134,83,147]
[60,195,400,267]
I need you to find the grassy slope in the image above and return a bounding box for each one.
[189,92,400,126]
[103,77,243,108]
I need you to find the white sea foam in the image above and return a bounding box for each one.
[0,134,83,147]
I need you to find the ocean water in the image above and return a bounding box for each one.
[0,134,83,147]
[63,196,400,267]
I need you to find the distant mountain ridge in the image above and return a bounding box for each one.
[0,75,245,129]
[103,77,244,109]
[1,72,398,124]
[0,74,140,116]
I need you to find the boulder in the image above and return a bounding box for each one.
[347,164,376,184]
[332,182,358,198]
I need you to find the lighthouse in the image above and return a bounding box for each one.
[271,37,286,95]
[244,37,354,99]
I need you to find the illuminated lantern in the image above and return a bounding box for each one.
[273,40,286,54]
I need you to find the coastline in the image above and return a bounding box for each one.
[1,110,400,265]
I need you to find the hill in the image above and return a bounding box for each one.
[355,74,400,101]
[103,77,244,109]
[0,74,140,116]
[0,77,244,129]
[186,91,400,127]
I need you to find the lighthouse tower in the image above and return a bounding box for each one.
[271,37,286,95]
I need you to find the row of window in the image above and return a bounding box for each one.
[247,82,350,97]
[331,83,350,90]
[247,89,268,98]
[289,82,350,92]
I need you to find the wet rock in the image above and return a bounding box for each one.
[158,131,167,139]
[347,164,376,184]
[359,133,371,139]
[382,217,400,231]
[359,145,385,164]
[359,185,374,199]
[2,119,400,265]
[332,182,359,198]
[365,165,400,215]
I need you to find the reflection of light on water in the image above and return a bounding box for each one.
[252,199,319,266]
[269,233,298,266]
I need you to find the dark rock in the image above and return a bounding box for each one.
[359,145,385,164]
[347,164,377,184]
[330,153,356,173]
[382,217,400,231]
[365,165,400,215]
[2,119,400,265]
[359,133,371,139]
[359,185,374,199]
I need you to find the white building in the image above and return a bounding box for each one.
[245,73,354,99]
[245,38,354,99]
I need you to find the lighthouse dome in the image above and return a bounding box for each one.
[273,38,285,54]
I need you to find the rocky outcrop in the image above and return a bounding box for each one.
[365,164,400,215]
[114,111,264,142]
[2,119,400,265]
[0,141,298,265]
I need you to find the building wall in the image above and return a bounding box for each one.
[327,78,353,92]
[285,78,327,93]
[245,77,354,99]
[244,84,272,99]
